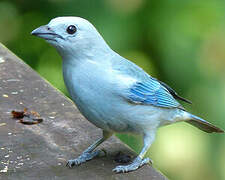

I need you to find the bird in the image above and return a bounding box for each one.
[31,16,224,173]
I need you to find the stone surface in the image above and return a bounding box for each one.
[0,43,167,180]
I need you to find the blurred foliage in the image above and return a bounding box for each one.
[1,0,225,179]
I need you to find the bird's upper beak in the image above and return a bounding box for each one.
[31,25,63,41]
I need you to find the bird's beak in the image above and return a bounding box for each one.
[31,25,63,41]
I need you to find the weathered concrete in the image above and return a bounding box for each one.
[0,43,167,180]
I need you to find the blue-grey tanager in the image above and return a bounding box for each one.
[31,17,224,173]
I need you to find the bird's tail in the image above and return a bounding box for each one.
[185,113,224,133]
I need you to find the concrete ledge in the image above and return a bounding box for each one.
[0,43,167,180]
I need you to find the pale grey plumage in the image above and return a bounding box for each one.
[31,16,224,173]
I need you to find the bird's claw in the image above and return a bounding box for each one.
[66,150,101,168]
[66,159,79,168]
[112,157,152,173]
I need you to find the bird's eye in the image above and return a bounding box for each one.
[66,25,77,34]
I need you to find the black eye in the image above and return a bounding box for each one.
[66,25,77,34]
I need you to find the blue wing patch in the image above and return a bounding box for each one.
[126,78,181,108]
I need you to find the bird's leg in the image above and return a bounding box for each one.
[67,130,113,167]
[113,132,155,173]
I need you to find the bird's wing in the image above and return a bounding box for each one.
[124,77,183,109]
[111,55,186,109]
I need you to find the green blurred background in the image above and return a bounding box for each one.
[1,0,224,179]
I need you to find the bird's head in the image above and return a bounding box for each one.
[31,17,110,59]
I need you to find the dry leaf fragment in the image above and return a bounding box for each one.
[19,117,43,125]
[11,108,43,125]
[11,110,24,118]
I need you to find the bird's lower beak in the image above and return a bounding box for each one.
[31,25,63,41]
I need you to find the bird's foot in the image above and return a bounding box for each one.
[112,157,152,173]
[66,150,101,168]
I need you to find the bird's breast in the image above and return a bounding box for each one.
[62,59,129,131]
